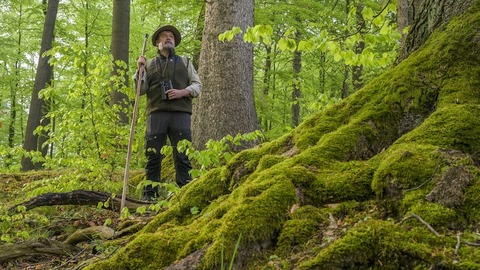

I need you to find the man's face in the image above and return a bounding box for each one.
[157,30,175,49]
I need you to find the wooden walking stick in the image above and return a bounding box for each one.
[120,34,149,215]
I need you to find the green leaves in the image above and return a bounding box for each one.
[175,131,264,179]
[278,38,297,52]
[219,27,243,42]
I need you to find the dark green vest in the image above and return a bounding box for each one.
[145,55,191,115]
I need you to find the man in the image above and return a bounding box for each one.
[135,25,202,201]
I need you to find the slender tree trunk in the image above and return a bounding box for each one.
[109,0,130,124]
[262,45,272,132]
[352,3,365,91]
[22,0,59,171]
[342,0,350,99]
[192,2,206,70]
[319,52,326,98]
[192,0,259,149]
[291,31,301,127]
[342,65,349,99]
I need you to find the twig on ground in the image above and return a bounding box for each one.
[53,247,88,270]
[404,159,440,192]
[398,213,441,237]
[463,241,480,246]
[453,232,461,264]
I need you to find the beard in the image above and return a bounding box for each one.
[159,41,174,50]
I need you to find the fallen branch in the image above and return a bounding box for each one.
[9,190,151,212]
[64,226,115,246]
[398,213,441,237]
[0,238,82,263]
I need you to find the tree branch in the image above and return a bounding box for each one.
[9,190,151,213]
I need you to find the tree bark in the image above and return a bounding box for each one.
[192,0,260,150]
[352,3,365,91]
[109,0,130,124]
[22,0,58,171]
[261,45,273,132]
[397,0,474,62]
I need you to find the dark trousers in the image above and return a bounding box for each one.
[144,111,192,196]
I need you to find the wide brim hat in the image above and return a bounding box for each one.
[151,25,181,47]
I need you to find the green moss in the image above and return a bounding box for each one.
[201,176,297,269]
[406,201,458,230]
[372,144,438,197]
[276,206,326,256]
[85,232,185,269]
[142,205,181,233]
[278,164,317,187]
[275,219,319,256]
[329,200,364,219]
[224,148,265,188]
[174,167,230,215]
[298,219,451,269]
[458,175,480,224]
[293,103,346,151]
[400,188,429,214]
[256,154,286,171]
[307,160,376,206]
[398,105,480,153]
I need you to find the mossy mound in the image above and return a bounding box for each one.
[87,3,480,269]
[297,219,453,269]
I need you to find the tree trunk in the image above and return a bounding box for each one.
[352,3,365,91]
[22,0,58,171]
[342,65,349,98]
[261,45,273,132]
[341,0,350,99]
[109,0,130,124]
[397,0,473,62]
[291,31,302,128]
[192,3,205,70]
[192,0,259,149]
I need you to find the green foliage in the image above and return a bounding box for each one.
[0,0,401,172]
[166,130,264,179]
[250,0,400,139]
[218,27,242,42]
[0,207,50,244]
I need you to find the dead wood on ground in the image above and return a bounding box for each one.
[9,190,151,212]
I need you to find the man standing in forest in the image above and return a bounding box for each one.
[135,25,202,201]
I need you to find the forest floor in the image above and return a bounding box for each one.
[0,171,155,270]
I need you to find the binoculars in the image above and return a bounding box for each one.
[161,80,173,101]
